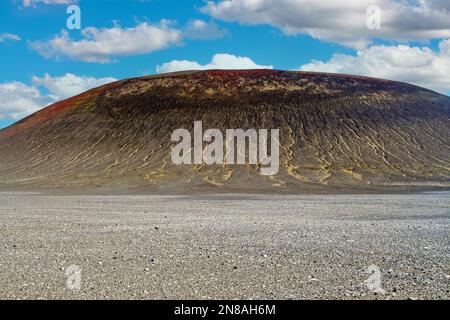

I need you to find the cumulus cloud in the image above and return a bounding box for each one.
[0,82,52,120]
[21,0,74,7]
[0,33,21,43]
[299,39,450,94]
[0,74,117,120]
[156,53,273,74]
[184,19,228,40]
[32,73,117,101]
[202,0,450,48]
[31,21,183,63]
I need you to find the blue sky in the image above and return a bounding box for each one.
[0,0,449,129]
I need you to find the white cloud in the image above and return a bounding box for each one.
[202,0,450,48]
[156,53,273,73]
[0,82,51,120]
[184,19,228,40]
[32,21,183,63]
[32,73,117,101]
[0,74,117,120]
[299,39,450,94]
[0,33,21,43]
[21,0,74,7]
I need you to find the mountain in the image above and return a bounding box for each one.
[0,70,449,193]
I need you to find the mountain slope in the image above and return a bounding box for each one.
[0,70,449,193]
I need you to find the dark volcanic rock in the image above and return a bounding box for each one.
[0,70,449,193]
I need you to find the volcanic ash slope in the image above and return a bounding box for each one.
[0,70,449,193]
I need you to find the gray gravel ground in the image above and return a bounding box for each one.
[0,192,448,300]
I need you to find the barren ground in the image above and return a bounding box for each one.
[0,191,448,300]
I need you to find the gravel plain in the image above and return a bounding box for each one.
[0,191,448,300]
